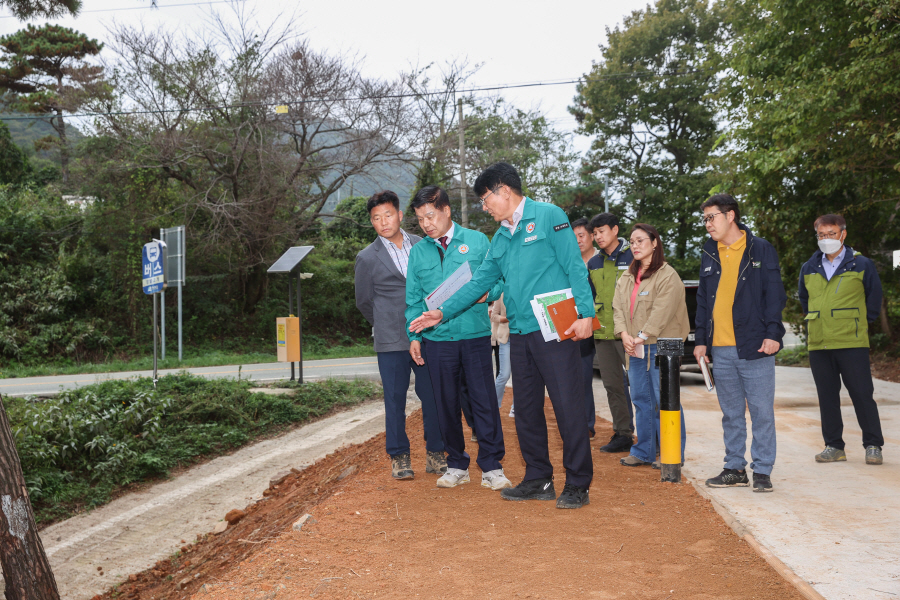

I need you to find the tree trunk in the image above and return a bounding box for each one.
[0,394,61,600]
[55,109,68,185]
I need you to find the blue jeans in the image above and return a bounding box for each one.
[711,346,776,475]
[494,341,512,408]
[377,351,445,457]
[627,343,686,463]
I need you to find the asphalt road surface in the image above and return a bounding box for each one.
[0,356,381,397]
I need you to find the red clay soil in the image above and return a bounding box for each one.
[97,390,803,600]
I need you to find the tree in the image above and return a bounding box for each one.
[722,0,900,336]
[0,120,30,184]
[0,394,61,600]
[88,10,418,315]
[0,24,104,183]
[0,0,79,20]
[570,0,725,274]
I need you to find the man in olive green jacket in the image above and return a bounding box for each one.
[799,214,884,465]
[405,186,509,491]
[587,213,635,453]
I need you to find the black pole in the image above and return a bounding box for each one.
[297,271,303,385]
[288,277,295,381]
[656,337,684,483]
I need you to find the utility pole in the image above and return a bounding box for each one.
[604,173,609,213]
[0,394,61,600]
[457,97,468,228]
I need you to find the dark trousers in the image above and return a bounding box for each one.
[510,331,593,488]
[458,372,475,433]
[809,347,884,449]
[422,336,505,472]
[582,350,597,434]
[377,351,445,456]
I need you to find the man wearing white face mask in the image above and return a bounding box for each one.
[799,214,885,465]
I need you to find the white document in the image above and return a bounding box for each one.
[425,261,472,311]
[530,288,574,342]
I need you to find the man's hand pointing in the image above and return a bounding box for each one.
[410,310,443,333]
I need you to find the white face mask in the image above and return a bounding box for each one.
[818,237,843,255]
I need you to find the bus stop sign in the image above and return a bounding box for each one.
[142,241,166,294]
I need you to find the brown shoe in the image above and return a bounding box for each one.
[391,453,414,479]
[620,455,652,467]
[425,451,448,474]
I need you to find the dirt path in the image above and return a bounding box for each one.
[27,397,404,600]
[97,390,803,600]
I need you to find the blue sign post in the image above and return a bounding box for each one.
[142,241,166,295]
[142,241,166,387]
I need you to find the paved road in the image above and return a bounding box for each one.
[0,357,381,397]
[593,367,900,600]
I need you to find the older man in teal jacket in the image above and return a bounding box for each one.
[405,185,509,491]
[410,163,596,509]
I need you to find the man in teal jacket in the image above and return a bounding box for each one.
[799,213,884,465]
[410,163,596,509]
[405,186,510,491]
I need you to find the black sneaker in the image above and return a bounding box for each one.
[556,484,590,509]
[500,477,556,501]
[752,473,773,493]
[705,468,749,488]
[600,433,634,453]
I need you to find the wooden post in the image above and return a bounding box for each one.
[0,394,61,600]
[457,97,468,228]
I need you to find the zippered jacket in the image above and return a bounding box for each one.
[695,224,786,360]
[406,223,501,343]
[587,238,633,341]
[439,198,594,335]
[798,246,882,351]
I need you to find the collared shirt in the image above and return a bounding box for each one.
[822,245,846,281]
[379,230,412,278]
[501,196,527,234]
[432,222,455,249]
[712,230,747,346]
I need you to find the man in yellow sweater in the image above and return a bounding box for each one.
[693,194,787,493]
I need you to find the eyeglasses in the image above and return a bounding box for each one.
[479,186,502,206]
[700,211,726,225]
[815,231,843,240]
[629,237,651,246]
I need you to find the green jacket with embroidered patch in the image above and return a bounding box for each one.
[798,246,883,351]
[438,198,594,336]
[405,223,501,343]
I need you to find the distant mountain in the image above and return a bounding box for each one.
[0,112,85,159]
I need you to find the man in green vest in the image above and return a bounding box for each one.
[799,214,885,465]
[405,186,510,490]
[587,213,635,453]
[410,162,595,509]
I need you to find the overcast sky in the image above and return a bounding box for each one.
[0,0,650,155]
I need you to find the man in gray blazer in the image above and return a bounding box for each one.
[355,190,446,480]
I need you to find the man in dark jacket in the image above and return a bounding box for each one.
[693,194,786,493]
[799,214,884,465]
[355,190,446,480]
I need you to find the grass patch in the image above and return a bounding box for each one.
[3,374,382,525]
[776,345,809,367]
[0,342,375,379]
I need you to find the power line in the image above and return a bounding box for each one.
[0,1,237,20]
[0,69,707,122]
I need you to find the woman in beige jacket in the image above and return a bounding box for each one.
[612,223,689,467]
[490,294,513,415]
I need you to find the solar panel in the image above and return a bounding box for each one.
[267,246,315,273]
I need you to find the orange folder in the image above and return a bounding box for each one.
[546,297,602,341]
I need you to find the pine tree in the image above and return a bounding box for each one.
[0,24,104,184]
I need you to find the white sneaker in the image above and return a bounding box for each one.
[509,405,515,418]
[481,468,513,490]
[436,468,470,488]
